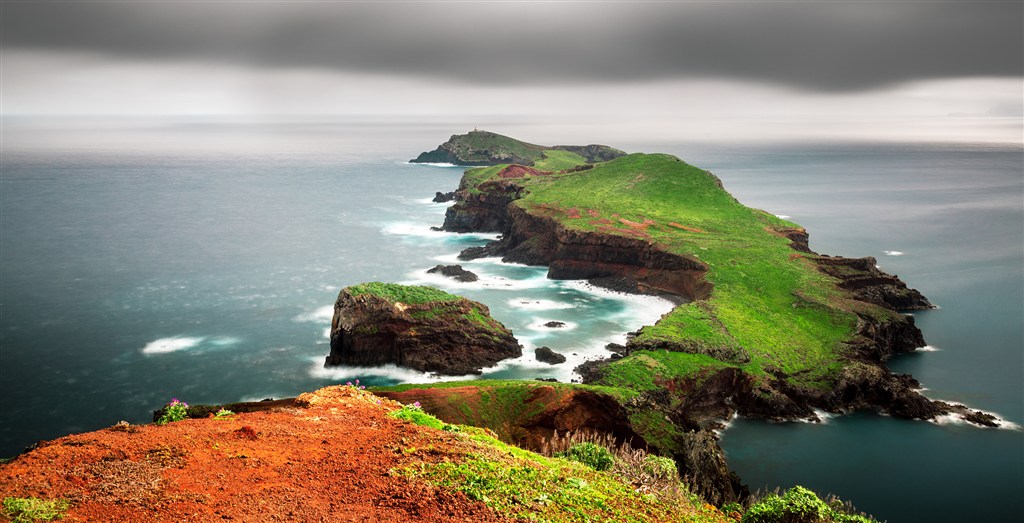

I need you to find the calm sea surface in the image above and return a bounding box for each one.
[1,119,1021,522]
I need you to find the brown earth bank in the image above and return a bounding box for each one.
[324,287,521,375]
[0,386,510,523]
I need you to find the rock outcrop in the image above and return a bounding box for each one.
[432,191,456,203]
[324,283,521,375]
[535,346,566,364]
[426,264,479,282]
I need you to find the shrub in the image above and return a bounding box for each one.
[555,442,614,471]
[2,497,69,522]
[742,485,876,523]
[641,454,678,481]
[156,398,189,425]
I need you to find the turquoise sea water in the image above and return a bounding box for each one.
[1,119,1021,522]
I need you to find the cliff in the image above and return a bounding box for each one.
[324,283,521,375]
[0,385,735,523]
[410,130,625,167]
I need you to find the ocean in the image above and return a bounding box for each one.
[1,118,1021,522]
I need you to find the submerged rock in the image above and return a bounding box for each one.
[543,321,566,328]
[325,283,520,375]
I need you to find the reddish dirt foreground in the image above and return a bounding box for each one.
[0,386,510,522]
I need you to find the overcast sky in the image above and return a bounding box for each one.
[2,1,1022,142]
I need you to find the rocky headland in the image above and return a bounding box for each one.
[324,282,520,375]
[401,133,1000,504]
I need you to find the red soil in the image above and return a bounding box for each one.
[497,165,546,179]
[0,386,510,522]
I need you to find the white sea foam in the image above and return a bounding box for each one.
[208,336,241,347]
[507,298,575,311]
[775,214,791,219]
[560,280,675,321]
[404,161,460,168]
[917,345,941,352]
[141,336,206,354]
[382,222,500,242]
[293,305,334,323]
[405,265,550,292]
[923,398,1022,431]
[883,250,904,256]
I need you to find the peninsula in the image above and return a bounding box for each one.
[385,131,998,503]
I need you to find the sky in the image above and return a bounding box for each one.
[2,0,1022,143]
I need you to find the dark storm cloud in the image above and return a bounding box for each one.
[2,1,1021,91]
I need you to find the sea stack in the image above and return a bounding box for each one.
[325,283,521,375]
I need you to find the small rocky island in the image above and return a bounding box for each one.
[324,282,520,375]
[410,129,625,166]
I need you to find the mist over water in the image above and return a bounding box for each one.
[1,118,1020,522]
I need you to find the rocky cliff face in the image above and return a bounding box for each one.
[325,285,521,375]
[446,180,713,301]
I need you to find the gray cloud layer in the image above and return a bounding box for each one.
[3,1,1021,91]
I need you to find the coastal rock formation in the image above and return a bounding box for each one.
[426,264,479,282]
[324,283,520,375]
[446,195,713,300]
[432,191,456,203]
[814,255,933,310]
[535,346,566,364]
[410,130,625,167]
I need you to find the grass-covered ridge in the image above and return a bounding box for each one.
[469,153,902,389]
[347,282,461,305]
[345,282,508,335]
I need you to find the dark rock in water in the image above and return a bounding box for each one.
[543,321,566,328]
[426,264,479,282]
[325,283,520,375]
[605,343,628,356]
[432,191,456,203]
[535,346,567,365]
[458,242,506,260]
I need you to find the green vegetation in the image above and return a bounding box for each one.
[2,497,70,522]
[741,486,876,523]
[347,282,460,305]
[534,149,588,171]
[389,403,455,431]
[399,423,727,523]
[155,398,189,425]
[447,130,547,165]
[555,442,615,471]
